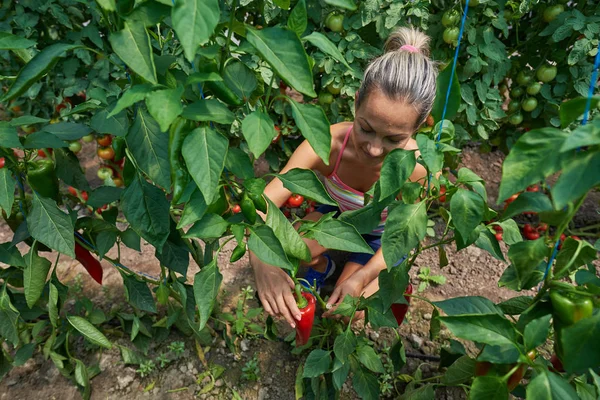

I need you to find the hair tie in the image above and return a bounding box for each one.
[400,44,419,53]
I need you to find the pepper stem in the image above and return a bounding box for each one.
[295,284,308,308]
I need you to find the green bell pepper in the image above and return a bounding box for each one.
[550,289,594,326]
[27,159,59,201]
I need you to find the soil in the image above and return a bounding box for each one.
[1,144,599,400]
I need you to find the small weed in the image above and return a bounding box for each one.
[241,354,260,382]
[417,267,446,292]
[155,353,170,368]
[136,360,155,378]
[168,341,185,357]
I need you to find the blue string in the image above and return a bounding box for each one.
[538,42,600,289]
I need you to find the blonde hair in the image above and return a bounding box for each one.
[356,26,438,128]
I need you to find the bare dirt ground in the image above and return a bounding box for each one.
[1,145,599,400]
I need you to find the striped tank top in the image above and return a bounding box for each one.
[324,126,387,235]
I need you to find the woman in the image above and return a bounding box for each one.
[249,26,438,328]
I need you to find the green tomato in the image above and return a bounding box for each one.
[516,71,533,86]
[318,91,334,105]
[97,167,113,181]
[508,100,521,113]
[543,5,564,23]
[510,87,524,98]
[327,83,341,95]
[526,82,542,95]
[443,27,460,45]
[537,65,557,83]
[82,134,95,143]
[503,9,513,20]
[509,113,523,125]
[325,13,344,32]
[442,10,460,27]
[68,141,82,153]
[521,97,538,112]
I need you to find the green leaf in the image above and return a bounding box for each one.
[433,296,503,316]
[156,222,189,276]
[287,0,307,36]
[108,84,156,117]
[277,168,336,205]
[303,32,356,75]
[181,99,236,125]
[67,316,112,349]
[182,126,228,205]
[172,0,219,62]
[416,134,443,173]
[225,148,254,180]
[497,296,533,315]
[28,193,75,257]
[450,189,485,241]
[378,149,417,200]
[560,312,600,374]
[23,131,67,149]
[526,370,579,400]
[24,248,51,309]
[194,260,222,331]
[333,330,356,361]
[265,198,311,262]
[246,27,316,97]
[90,106,130,137]
[302,349,331,378]
[381,202,427,268]
[431,64,461,123]
[48,283,59,329]
[469,376,509,400]
[498,219,523,245]
[552,151,600,210]
[41,122,92,141]
[9,116,49,127]
[441,355,476,386]
[402,384,436,400]
[338,205,382,235]
[356,345,384,373]
[288,100,331,165]
[108,21,157,84]
[559,123,600,152]
[120,174,170,250]
[498,128,570,203]
[145,86,184,132]
[241,110,277,158]
[378,263,410,311]
[524,314,551,351]
[502,192,553,219]
[305,219,373,254]
[500,239,547,291]
[332,358,350,390]
[126,108,171,190]
[554,237,597,279]
[54,148,91,191]
[86,187,123,209]
[1,43,81,102]
[0,285,20,346]
[351,366,379,400]
[559,96,600,128]
[248,225,294,272]
[0,32,36,49]
[0,243,25,267]
[223,62,257,101]
[122,273,157,313]
[323,0,357,11]
[13,343,35,367]
[439,314,518,347]
[474,228,504,262]
[0,169,16,217]
[183,213,229,239]
[177,189,207,229]
[0,122,22,148]
[457,168,483,184]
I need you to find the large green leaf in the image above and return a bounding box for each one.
[559,122,600,152]
[305,219,373,254]
[0,243,25,267]
[0,32,36,49]
[248,225,294,272]
[277,168,336,205]
[381,202,427,268]
[287,0,307,36]
[560,313,600,374]
[223,62,257,102]
[559,96,600,128]
[554,237,597,279]
[265,198,311,262]
[120,174,170,249]
[431,64,461,123]
[41,122,92,141]
[524,314,551,351]
[333,330,356,361]
[108,21,157,84]
[378,149,416,200]
[54,148,91,192]
[351,366,379,400]
[441,356,476,386]
[183,213,229,240]
[0,122,22,148]
[177,189,208,229]
[502,192,553,219]
[416,134,443,173]
[108,84,156,117]
[67,316,112,349]
[526,370,579,400]
[302,349,331,378]
[0,286,19,346]
[1,43,81,102]
[498,128,570,203]
[23,131,67,149]
[378,263,410,311]
[90,106,130,137]
[469,376,509,400]
[172,0,219,62]
[145,86,184,132]
[450,189,485,241]
[552,151,600,210]
[241,111,277,158]
[288,100,331,165]
[433,296,503,316]
[499,238,547,291]
[474,228,505,261]
[156,221,189,276]
[246,27,316,97]
[0,169,15,217]
[193,260,222,331]
[182,126,228,204]
[303,32,357,76]
[181,99,235,125]
[356,345,385,373]
[126,108,171,190]
[24,248,51,309]
[439,314,518,348]
[122,273,157,313]
[28,193,75,257]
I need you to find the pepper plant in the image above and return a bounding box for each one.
[1,0,600,399]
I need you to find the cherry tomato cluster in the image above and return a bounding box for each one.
[95,135,125,187]
[492,225,503,241]
[522,223,548,240]
[557,233,580,250]
[279,194,318,219]
[68,186,89,202]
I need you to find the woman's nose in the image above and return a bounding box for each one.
[368,141,384,157]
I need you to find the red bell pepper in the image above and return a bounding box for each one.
[391,283,413,325]
[74,242,103,284]
[295,286,316,346]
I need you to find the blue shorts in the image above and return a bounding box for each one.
[316,205,407,266]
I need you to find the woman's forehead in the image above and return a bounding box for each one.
[358,91,420,130]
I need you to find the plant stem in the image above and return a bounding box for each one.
[264,72,276,111]
[220,0,239,74]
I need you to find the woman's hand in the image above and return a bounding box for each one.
[323,269,368,318]
[252,261,301,328]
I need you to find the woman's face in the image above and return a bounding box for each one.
[352,88,421,165]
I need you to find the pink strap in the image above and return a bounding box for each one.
[400,44,419,53]
[332,126,353,176]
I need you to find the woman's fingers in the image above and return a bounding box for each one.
[276,295,297,328]
[284,290,302,321]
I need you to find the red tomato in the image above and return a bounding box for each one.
[439,185,447,203]
[97,147,115,160]
[55,98,72,113]
[505,193,519,205]
[37,148,53,158]
[523,224,534,234]
[81,191,89,201]
[96,135,113,147]
[282,209,291,218]
[495,232,503,242]
[232,204,242,214]
[305,205,315,214]
[287,194,304,208]
[526,185,539,192]
[112,178,124,188]
[537,223,548,233]
[550,354,564,372]
[68,186,78,197]
[0,157,4,168]
[571,235,580,241]
[527,231,540,240]
[272,126,282,144]
[492,225,503,232]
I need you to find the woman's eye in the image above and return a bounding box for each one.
[361,126,374,134]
